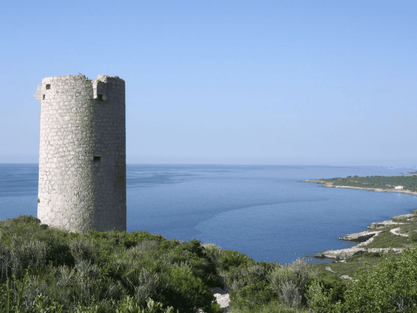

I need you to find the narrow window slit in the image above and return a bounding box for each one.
[43,94,45,100]
[46,84,51,90]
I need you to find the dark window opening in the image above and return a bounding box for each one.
[43,94,45,100]
[46,84,51,90]
[98,94,104,101]
[94,156,101,162]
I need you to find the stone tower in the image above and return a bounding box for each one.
[34,74,126,234]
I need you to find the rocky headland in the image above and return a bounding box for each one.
[303,178,417,262]
[303,179,417,195]
[312,216,411,261]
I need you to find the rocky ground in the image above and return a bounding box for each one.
[304,179,417,282]
[211,281,230,312]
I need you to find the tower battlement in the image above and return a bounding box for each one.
[34,74,126,234]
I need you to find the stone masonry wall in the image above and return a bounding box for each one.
[34,74,126,234]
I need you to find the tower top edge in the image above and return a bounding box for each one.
[40,74,124,84]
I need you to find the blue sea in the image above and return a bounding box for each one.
[1,164,417,265]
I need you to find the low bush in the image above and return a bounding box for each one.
[306,275,348,312]
[342,247,417,312]
[408,231,417,242]
[307,246,417,312]
[217,249,255,272]
[0,215,224,313]
[6,214,417,312]
[269,258,316,308]
[227,257,317,312]
[229,280,274,312]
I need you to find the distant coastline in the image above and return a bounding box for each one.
[302,176,417,194]
[303,176,417,261]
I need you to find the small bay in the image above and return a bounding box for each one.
[1,163,416,265]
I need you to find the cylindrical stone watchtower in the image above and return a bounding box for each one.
[34,74,126,234]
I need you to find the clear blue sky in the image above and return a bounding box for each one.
[1,1,416,166]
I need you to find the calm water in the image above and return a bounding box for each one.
[1,163,417,265]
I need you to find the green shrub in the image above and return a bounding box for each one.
[119,230,166,249]
[227,263,272,291]
[226,257,316,312]
[31,293,66,313]
[218,250,255,271]
[74,297,178,313]
[169,239,224,289]
[0,266,38,313]
[306,278,343,313]
[229,280,274,312]
[0,215,228,313]
[202,243,223,265]
[341,247,417,312]
[164,266,219,312]
[408,231,417,242]
[278,281,302,309]
[269,258,316,308]
[306,276,347,312]
[68,237,95,263]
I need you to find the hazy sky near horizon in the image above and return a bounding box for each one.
[1,1,416,166]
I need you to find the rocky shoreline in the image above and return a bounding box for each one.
[312,227,405,261]
[210,179,417,310]
[303,179,417,195]
[303,179,417,261]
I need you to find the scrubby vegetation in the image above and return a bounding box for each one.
[307,247,417,312]
[0,215,222,313]
[312,175,417,192]
[2,214,417,312]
